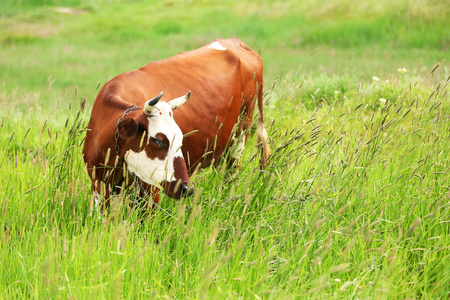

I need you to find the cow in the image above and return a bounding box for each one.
[83,38,271,210]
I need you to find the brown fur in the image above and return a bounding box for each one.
[83,38,271,205]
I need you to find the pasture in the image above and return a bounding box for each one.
[1,0,449,298]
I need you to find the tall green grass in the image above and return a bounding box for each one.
[1,65,449,298]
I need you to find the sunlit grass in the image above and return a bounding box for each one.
[0,0,449,298]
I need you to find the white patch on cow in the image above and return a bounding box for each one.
[208,41,227,51]
[125,101,184,187]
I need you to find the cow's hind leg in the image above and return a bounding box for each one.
[257,119,270,168]
[255,78,271,168]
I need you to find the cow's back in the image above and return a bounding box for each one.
[165,38,263,170]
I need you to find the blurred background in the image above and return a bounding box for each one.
[1,2,449,298]
[1,0,448,110]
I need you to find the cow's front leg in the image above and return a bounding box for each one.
[90,179,112,217]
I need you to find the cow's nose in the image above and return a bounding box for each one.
[180,184,194,197]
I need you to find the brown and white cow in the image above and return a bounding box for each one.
[83,38,271,209]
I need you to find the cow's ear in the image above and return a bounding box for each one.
[117,118,138,139]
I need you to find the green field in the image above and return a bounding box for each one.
[1,0,449,298]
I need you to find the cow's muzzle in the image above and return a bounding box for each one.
[163,156,193,199]
[180,183,195,197]
[164,180,194,199]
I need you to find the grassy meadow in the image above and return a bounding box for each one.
[1,0,449,298]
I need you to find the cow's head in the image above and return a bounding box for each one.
[117,91,194,199]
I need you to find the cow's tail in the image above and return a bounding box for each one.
[256,80,271,168]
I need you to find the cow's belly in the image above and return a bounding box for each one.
[175,99,242,172]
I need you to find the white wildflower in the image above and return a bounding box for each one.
[397,67,407,73]
[379,98,386,103]
[372,76,380,82]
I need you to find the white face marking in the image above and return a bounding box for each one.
[124,102,184,187]
[208,41,227,51]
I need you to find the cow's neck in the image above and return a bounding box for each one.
[114,105,140,163]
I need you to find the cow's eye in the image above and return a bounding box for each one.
[151,137,166,147]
